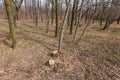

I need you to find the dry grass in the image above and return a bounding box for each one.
[0,19,120,80]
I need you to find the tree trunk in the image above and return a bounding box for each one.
[69,0,78,35]
[73,0,84,43]
[100,7,105,25]
[58,0,71,52]
[46,0,50,33]
[24,0,27,19]
[30,0,32,19]
[55,0,58,37]
[4,0,17,48]
[117,15,120,24]
[51,0,55,25]
[12,0,23,27]
[102,15,111,30]
[35,0,38,27]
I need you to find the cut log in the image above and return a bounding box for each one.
[51,50,58,57]
[49,59,55,69]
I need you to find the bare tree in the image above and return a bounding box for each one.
[76,1,104,44]
[69,0,79,35]
[11,0,23,27]
[73,0,84,43]
[55,0,58,37]
[46,0,50,33]
[24,0,27,19]
[51,0,55,25]
[58,0,71,52]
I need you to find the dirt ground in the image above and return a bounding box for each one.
[0,19,120,80]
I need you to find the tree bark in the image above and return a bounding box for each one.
[12,0,23,27]
[58,0,71,52]
[24,0,27,20]
[55,0,58,37]
[51,0,55,25]
[46,0,50,33]
[4,0,17,48]
[117,15,120,24]
[69,0,78,35]
[73,0,84,43]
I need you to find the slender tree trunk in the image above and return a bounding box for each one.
[12,0,23,27]
[73,0,84,43]
[32,0,35,22]
[117,15,120,24]
[35,0,38,27]
[69,0,78,35]
[30,0,32,19]
[67,11,70,27]
[102,15,114,30]
[58,0,71,52]
[51,0,55,25]
[39,0,43,22]
[55,0,58,37]
[76,2,104,44]
[66,0,71,27]
[24,0,27,19]
[35,7,38,27]
[59,0,63,20]
[100,6,105,25]
[46,0,50,33]
[74,0,79,26]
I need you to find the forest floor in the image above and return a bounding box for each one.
[0,19,120,80]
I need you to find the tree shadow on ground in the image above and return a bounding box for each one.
[0,22,8,27]
[18,31,57,51]
[3,40,12,48]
